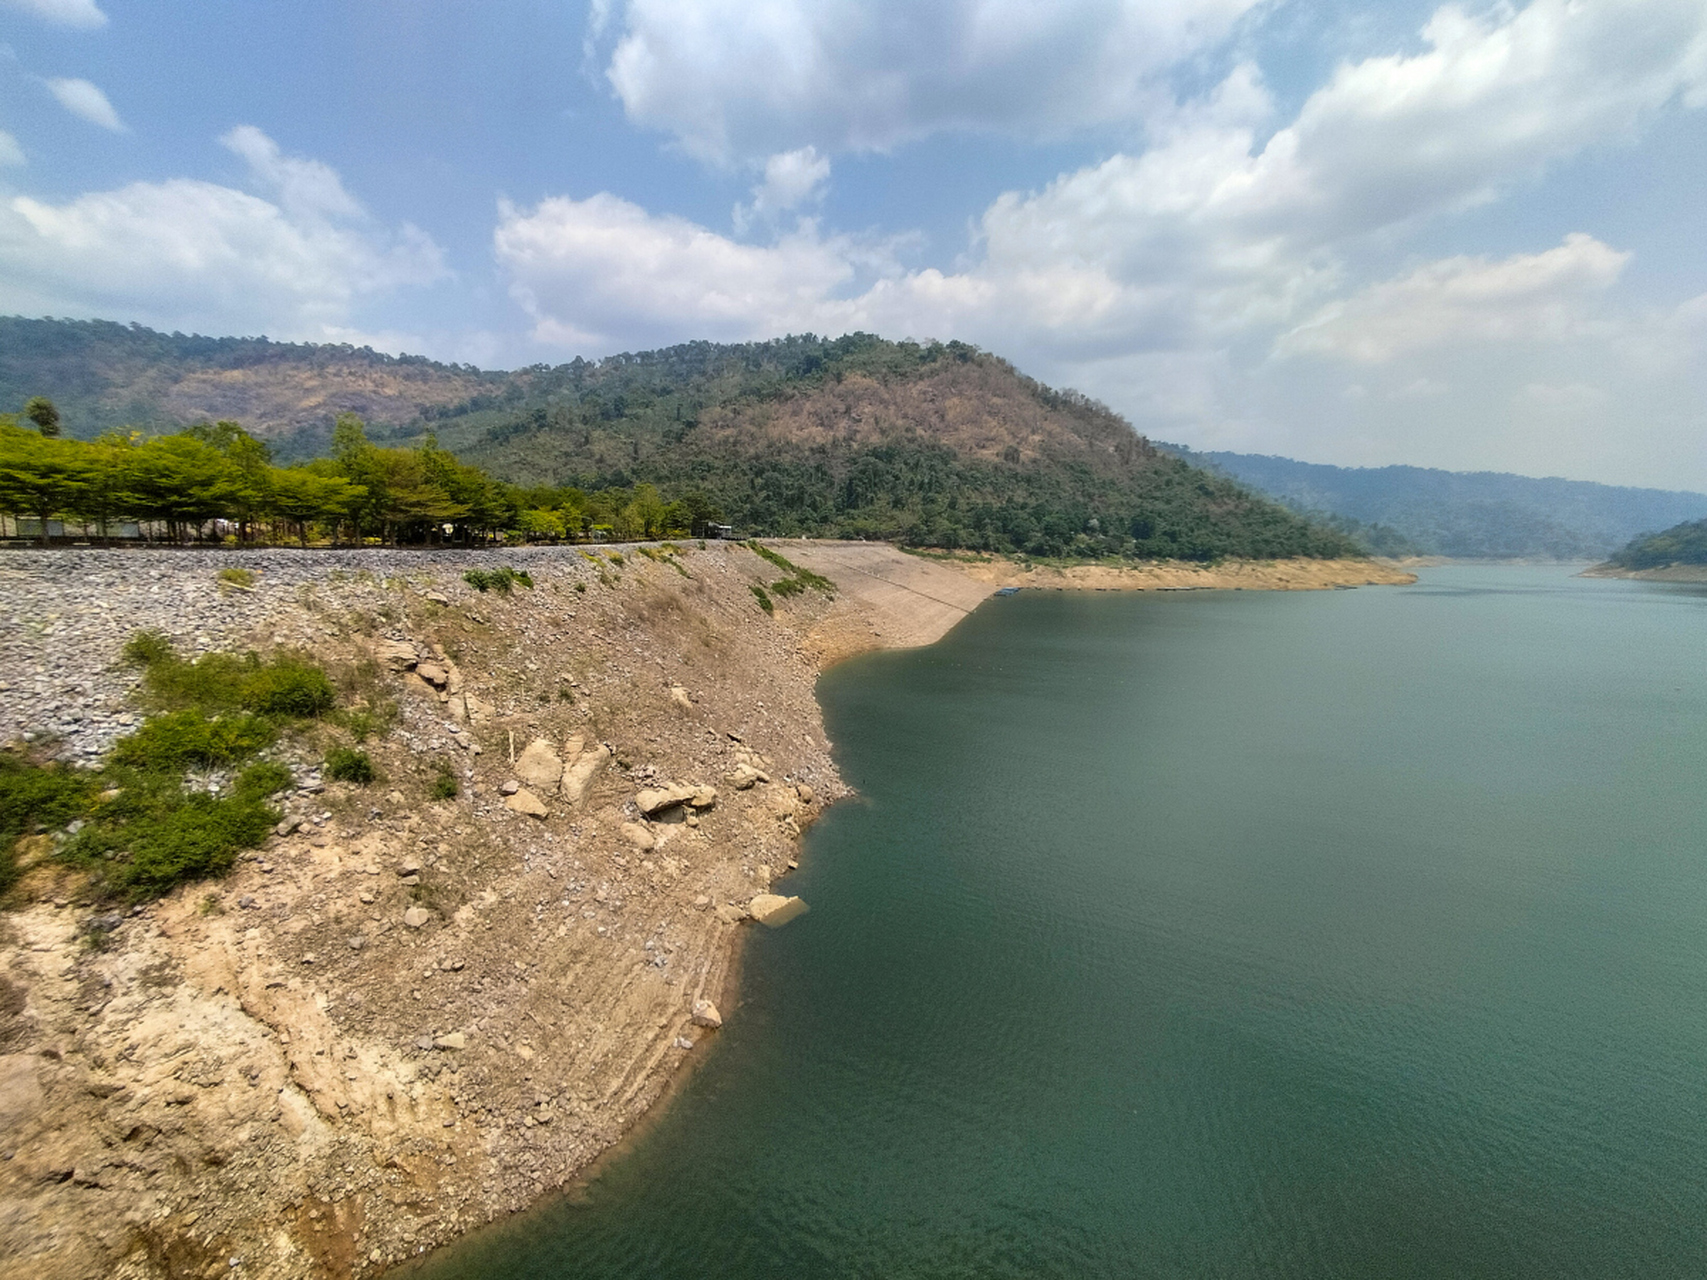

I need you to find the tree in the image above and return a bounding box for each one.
[24,397,60,438]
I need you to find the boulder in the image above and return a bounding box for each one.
[515,738,564,791]
[747,894,809,927]
[432,1032,467,1051]
[505,788,549,818]
[713,903,748,925]
[635,784,697,815]
[619,821,656,850]
[795,783,815,806]
[636,783,718,816]
[370,639,419,673]
[691,999,722,1029]
[403,907,431,928]
[669,686,694,710]
[423,591,450,605]
[416,662,449,689]
[561,744,610,805]
[499,780,519,796]
[725,763,765,790]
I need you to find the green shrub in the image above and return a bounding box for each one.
[122,630,175,668]
[324,747,376,785]
[113,791,278,899]
[464,566,534,593]
[239,659,335,717]
[770,576,805,598]
[429,764,459,801]
[216,567,256,589]
[751,584,774,614]
[573,581,587,593]
[0,756,94,895]
[110,710,275,772]
[235,760,292,798]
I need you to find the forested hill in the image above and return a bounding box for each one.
[1,317,1355,561]
[1162,446,1707,560]
[1604,518,1707,570]
[0,316,494,441]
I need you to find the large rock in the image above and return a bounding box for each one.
[635,784,695,815]
[402,907,431,928]
[370,639,419,673]
[691,999,722,1029]
[514,738,564,792]
[747,894,809,927]
[561,744,610,805]
[504,788,549,818]
[636,783,718,816]
[416,662,449,689]
[619,821,656,850]
[669,686,694,710]
[725,763,767,790]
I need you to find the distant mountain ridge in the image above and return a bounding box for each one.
[1160,446,1707,560]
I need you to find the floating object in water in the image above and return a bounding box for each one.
[995,586,1020,597]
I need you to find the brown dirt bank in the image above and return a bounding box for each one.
[0,541,1413,1279]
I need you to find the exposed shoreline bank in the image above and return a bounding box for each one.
[0,542,1413,1279]
[1579,562,1707,582]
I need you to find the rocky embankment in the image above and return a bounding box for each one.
[0,541,1412,1280]
[0,541,919,1280]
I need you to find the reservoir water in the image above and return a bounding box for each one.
[412,564,1707,1279]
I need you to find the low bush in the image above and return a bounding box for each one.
[324,747,376,785]
[110,710,275,772]
[463,566,534,593]
[239,659,335,717]
[216,567,256,589]
[751,584,774,613]
[429,763,459,801]
[0,755,95,895]
[770,576,805,598]
[122,630,175,668]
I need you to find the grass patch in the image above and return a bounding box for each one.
[324,747,376,785]
[0,633,355,906]
[429,763,459,801]
[746,541,834,597]
[770,576,806,599]
[0,753,95,896]
[750,584,774,614]
[110,710,276,772]
[464,567,534,594]
[125,636,334,720]
[216,566,256,589]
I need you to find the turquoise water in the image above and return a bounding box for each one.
[412,565,1707,1279]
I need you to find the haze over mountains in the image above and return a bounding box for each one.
[1163,447,1707,561]
[4,315,1690,561]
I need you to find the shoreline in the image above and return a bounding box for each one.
[0,541,1415,1279]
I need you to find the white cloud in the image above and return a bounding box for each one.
[507,0,1707,484]
[496,192,861,349]
[734,146,830,230]
[0,128,447,340]
[219,125,364,221]
[0,129,24,167]
[2,0,106,30]
[46,78,124,132]
[1276,235,1631,363]
[598,0,1261,161]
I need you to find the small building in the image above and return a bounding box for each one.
[705,523,736,539]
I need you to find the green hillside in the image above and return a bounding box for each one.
[0,317,1357,561]
[1604,519,1707,570]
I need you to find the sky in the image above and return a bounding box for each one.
[1,0,1705,489]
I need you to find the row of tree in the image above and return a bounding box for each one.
[0,405,724,545]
